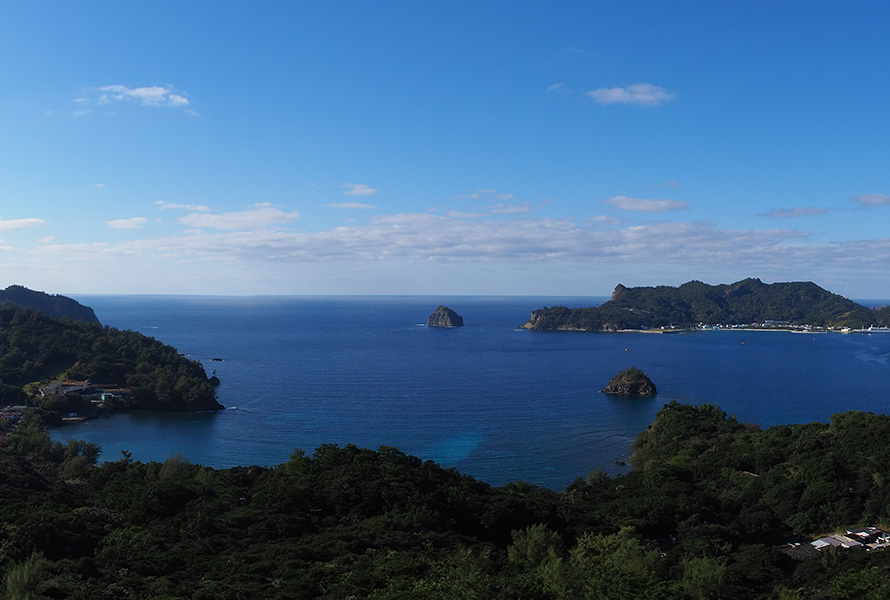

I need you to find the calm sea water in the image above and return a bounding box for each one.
[49,295,890,490]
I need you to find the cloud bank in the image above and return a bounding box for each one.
[33,211,811,269]
[23,201,890,295]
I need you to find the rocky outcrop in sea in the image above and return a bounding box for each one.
[601,366,657,397]
[427,306,464,328]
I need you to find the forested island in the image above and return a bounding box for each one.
[3,402,890,598]
[0,291,222,420]
[522,278,890,331]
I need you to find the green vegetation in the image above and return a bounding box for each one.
[0,304,222,416]
[4,402,890,597]
[523,278,878,330]
[0,284,99,323]
[602,366,657,396]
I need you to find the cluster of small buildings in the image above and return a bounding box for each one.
[695,322,890,334]
[40,380,131,419]
[696,322,829,332]
[783,527,890,559]
[39,379,130,405]
[811,527,890,551]
[0,406,27,424]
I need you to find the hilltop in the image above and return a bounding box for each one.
[522,278,881,331]
[0,285,99,323]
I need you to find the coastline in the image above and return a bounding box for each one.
[524,325,888,334]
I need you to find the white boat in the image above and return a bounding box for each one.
[867,326,890,333]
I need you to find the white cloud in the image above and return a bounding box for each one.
[99,85,191,108]
[547,83,566,93]
[606,196,689,212]
[852,194,890,207]
[107,217,148,229]
[74,85,194,114]
[759,207,829,218]
[326,202,378,209]
[342,183,377,196]
[93,183,106,188]
[588,215,624,226]
[0,217,45,231]
[178,206,300,230]
[156,201,212,212]
[587,83,676,106]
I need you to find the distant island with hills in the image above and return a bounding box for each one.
[522,278,890,332]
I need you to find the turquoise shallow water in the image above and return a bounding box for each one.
[50,295,890,490]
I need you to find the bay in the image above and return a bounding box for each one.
[50,295,890,490]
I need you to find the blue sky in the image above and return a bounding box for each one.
[3,2,890,297]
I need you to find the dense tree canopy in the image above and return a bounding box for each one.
[0,304,221,414]
[0,285,99,323]
[4,402,890,597]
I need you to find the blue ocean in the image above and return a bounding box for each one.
[50,296,890,490]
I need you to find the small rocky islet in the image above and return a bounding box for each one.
[601,366,657,397]
[427,305,464,328]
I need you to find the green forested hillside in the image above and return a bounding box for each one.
[5,403,890,598]
[0,285,99,323]
[522,278,877,331]
[0,304,221,412]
